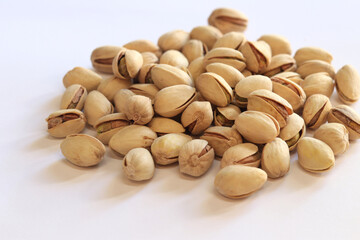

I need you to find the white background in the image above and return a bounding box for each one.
[1,0,360,239]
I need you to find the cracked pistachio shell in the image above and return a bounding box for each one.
[60,84,87,110]
[297,137,335,173]
[215,165,267,199]
[328,105,360,140]
[235,110,280,144]
[314,123,349,155]
[203,47,246,71]
[335,65,360,104]
[247,89,293,128]
[114,89,135,113]
[182,39,208,63]
[97,76,131,102]
[123,148,155,181]
[190,25,223,50]
[196,72,233,107]
[63,67,102,92]
[302,94,332,129]
[46,109,86,138]
[151,133,192,165]
[154,85,196,117]
[181,101,213,135]
[60,134,105,167]
[94,113,130,145]
[159,50,189,68]
[294,47,333,66]
[221,143,260,168]
[123,39,161,57]
[109,125,157,155]
[84,90,114,127]
[158,30,190,51]
[125,95,154,125]
[274,72,303,85]
[279,113,306,151]
[213,31,246,50]
[112,48,143,79]
[91,45,123,73]
[128,84,159,104]
[141,52,159,66]
[261,138,290,178]
[301,72,334,98]
[262,54,296,77]
[188,57,206,81]
[271,76,306,113]
[240,41,272,74]
[206,63,244,88]
[151,64,193,89]
[137,63,157,84]
[148,117,185,135]
[257,35,291,56]
[234,75,272,108]
[208,8,248,33]
[214,104,241,127]
[179,139,215,177]
[200,126,242,157]
[296,60,335,79]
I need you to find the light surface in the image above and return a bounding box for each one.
[1,0,360,239]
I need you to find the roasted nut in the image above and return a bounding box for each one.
[159,50,189,68]
[296,60,335,78]
[213,31,246,50]
[181,101,213,135]
[124,95,154,125]
[112,48,143,79]
[188,57,206,81]
[279,113,306,151]
[113,89,135,113]
[328,105,360,140]
[46,109,86,138]
[208,8,248,33]
[262,54,296,77]
[83,90,114,126]
[137,63,157,84]
[128,84,159,104]
[141,52,159,66]
[148,117,185,135]
[122,148,155,181]
[302,94,332,129]
[314,123,349,155]
[63,67,102,92]
[94,113,130,145]
[123,39,161,57]
[206,62,244,88]
[240,41,272,73]
[294,47,333,66]
[203,47,246,71]
[214,104,241,126]
[257,34,291,56]
[221,143,260,168]
[158,30,190,51]
[261,138,290,178]
[60,84,87,110]
[301,72,334,98]
[91,46,123,73]
[335,64,360,104]
[190,25,223,50]
[151,64,193,89]
[97,76,131,102]
[241,69,253,77]
[273,71,303,85]
[182,39,208,63]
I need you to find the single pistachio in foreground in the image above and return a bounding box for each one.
[123,148,155,181]
[46,109,86,138]
[261,138,290,178]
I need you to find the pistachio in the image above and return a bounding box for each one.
[335,65,360,104]
[125,95,154,125]
[279,113,306,151]
[128,84,159,104]
[190,25,223,50]
[208,8,248,33]
[203,47,246,71]
[188,57,206,82]
[147,117,185,135]
[257,35,292,56]
[294,47,333,66]
[90,46,124,73]
[302,94,332,129]
[123,39,161,57]
[241,69,253,77]
[94,113,130,145]
[112,48,143,79]
[182,39,208,63]
[141,52,159,66]
[314,123,349,155]
[235,110,280,144]
[60,134,105,167]
[180,101,213,135]
[113,89,135,113]
[273,71,303,85]
[262,54,296,77]
[158,30,190,51]
[159,50,189,68]
[296,60,335,78]
[297,137,335,173]
[301,72,334,98]
[221,143,260,168]
[122,148,155,181]
[213,31,246,50]
[63,67,102,92]
[151,133,192,165]
[46,109,86,138]
[214,104,241,127]
[137,63,157,84]
[328,105,360,140]
[97,76,131,102]
[205,62,245,88]
[151,64,193,89]
[261,138,290,178]
[214,165,267,199]
[240,41,272,73]
[83,90,114,126]
[60,84,87,110]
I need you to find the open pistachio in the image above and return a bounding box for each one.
[294,47,333,66]
[137,63,156,84]
[181,101,213,135]
[159,50,189,68]
[113,89,135,113]
[314,123,349,155]
[240,41,272,73]
[97,76,131,102]
[262,54,296,77]
[46,109,86,138]
[328,105,360,140]
[154,85,196,117]
[60,84,87,110]
[151,64,193,89]
[247,89,293,128]
[279,113,306,151]
[83,90,114,127]
[128,84,159,104]
[208,8,248,33]
[261,138,290,178]
[124,95,154,125]
[182,39,208,63]
[196,72,233,107]
[335,65,360,104]
[141,52,159,66]
[273,71,303,85]
[151,133,192,165]
[112,48,143,80]
[296,60,335,78]
[257,34,291,56]
[221,143,260,168]
[60,134,106,167]
[158,30,190,51]
[200,126,243,157]
[206,62,244,88]
[63,67,102,92]
[190,25,223,50]
[122,148,155,181]
[188,57,206,82]
[90,46,123,73]
[301,72,334,98]
[203,47,246,71]
[123,39,161,57]
[94,113,130,145]
[235,110,280,144]
[148,117,185,135]
[213,31,246,50]
[302,94,332,129]
[297,137,335,173]
[214,104,241,126]
[214,165,267,199]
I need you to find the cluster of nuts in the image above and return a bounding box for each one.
[46,8,360,199]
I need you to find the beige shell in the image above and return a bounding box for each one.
[158,30,190,51]
[94,113,130,145]
[279,113,306,151]
[261,138,290,178]
[97,76,131,102]
[190,25,223,50]
[46,109,86,138]
[234,110,280,144]
[208,8,248,33]
[274,71,303,85]
[221,143,260,168]
[302,94,332,129]
[83,90,114,126]
[241,69,253,77]
[203,47,246,71]
[112,48,143,79]
[151,133,192,165]
[335,64,360,104]
[296,60,335,79]
[60,134,105,167]
[159,50,189,68]
[122,148,155,181]
[124,95,154,125]
[297,137,335,173]
[123,39,161,57]
[301,72,334,98]
[113,89,135,113]
[262,54,296,77]
[141,52,159,66]
[214,165,267,199]
[181,101,213,135]
[214,104,241,127]
[328,105,360,140]
[206,62,245,88]
[128,84,159,104]
[63,67,102,92]
[258,34,292,56]
[240,41,272,73]
[147,117,185,135]
[154,85,196,117]
[60,84,87,110]
[137,63,157,84]
[188,57,206,82]
[294,47,333,66]
[314,123,349,155]
[213,31,246,50]
[91,45,124,73]
[182,39,208,63]
[151,64,193,89]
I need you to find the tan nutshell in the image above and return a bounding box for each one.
[203,47,246,71]
[94,113,130,145]
[302,94,332,129]
[122,148,155,181]
[97,76,131,102]
[83,90,114,127]
[240,41,272,73]
[112,48,143,79]
[214,104,241,127]
[328,105,360,140]
[274,72,303,85]
[91,45,124,73]
[301,72,334,98]
[137,63,157,84]
[148,117,185,135]
[158,30,190,51]
[335,65,360,104]
[151,64,193,89]
[63,67,102,92]
[128,84,159,104]
[279,113,306,151]
[296,60,335,78]
[46,109,86,138]
[60,84,87,110]
[124,95,154,125]
[208,8,248,34]
[294,47,333,66]
[258,34,292,56]
[181,101,213,135]
[182,39,208,63]
[123,39,161,57]
[314,123,349,155]
[113,89,135,113]
[159,50,189,68]
[261,138,290,178]
[221,143,260,168]
[213,31,246,50]
[190,25,223,50]
[188,57,206,81]
[262,54,296,77]
[141,52,159,66]
[206,62,245,88]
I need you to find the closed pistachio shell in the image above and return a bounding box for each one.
[335,65,360,104]
[112,48,143,79]
[214,104,241,127]
[125,95,154,125]
[279,113,306,151]
[46,109,86,138]
[274,71,303,85]
[221,143,260,168]
[182,39,208,63]
[128,84,159,104]
[257,35,292,56]
[181,101,213,135]
[159,50,189,68]
[314,123,349,155]
[261,138,290,178]
[83,90,114,126]
[240,41,272,73]
[294,47,333,66]
[190,25,223,50]
[113,89,135,113]
[302,94,332,129]
[297,137,335,173]
[123,148,155,181]
[158,30,190,51]
[97,76,131,102]
[296,60,335,78]
[301,72,334,98]
[214,165,267,199]
[63,67,102,92]
[262,54,296,77]
[208,8,248,34]
[206,62,245,88]
[137,63,157,84]
[123,39,161,57]
[328,105,360,140]
[188,57,206,81]
[60,134,106,167]
[203,47,246,71]
[141,52,159,66]
[148,117,185,135]
[94,113,130,145]
[91,45,124,73]
[60,84,87,110]
[151,64,193,89]
[213,31,247,50]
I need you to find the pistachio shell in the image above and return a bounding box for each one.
[63,67,102,92]
[214,104,241,127]
[257,35,292,55]
[262,54,296,77]
[128,84,159,104]
[294,47,333,66]
[261,138,290,178]
[274,71,303,85]
[83,90,114,126]
[141,52,159,66]
[206,62,245,88]
[113,89,135,113]
[328,105,360,140]
[335,65,360,104]
[159,50,189,68]
[314,123,349,155]
[151,64,193,89]
[123,148,155,181]
[94,113,130,145]
[188,57,206,82]
[240,41,272,73]
[301,72,334,98]
[296,60,335,78]
[302,94,332,129]
[46,109,86,138]
[221,143,260,168]
[137,63,157,84]
[112,49,143,79]
[158,30,190,51]
[123,39,161,57]
[97,76,131,102]
[181,101,213,135]
[60,84,87,110]
[203,47,246,71]
[182,39,208,63]
[279,113,306,151]
[213,31,246,50]
[147,117,185,135]
[241,69,253,77]
[208,8,248,33]
[91,46,124,73]
[125,95,154,125]
[190,25,223,50]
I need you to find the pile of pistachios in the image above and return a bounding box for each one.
[46,8,360,199]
